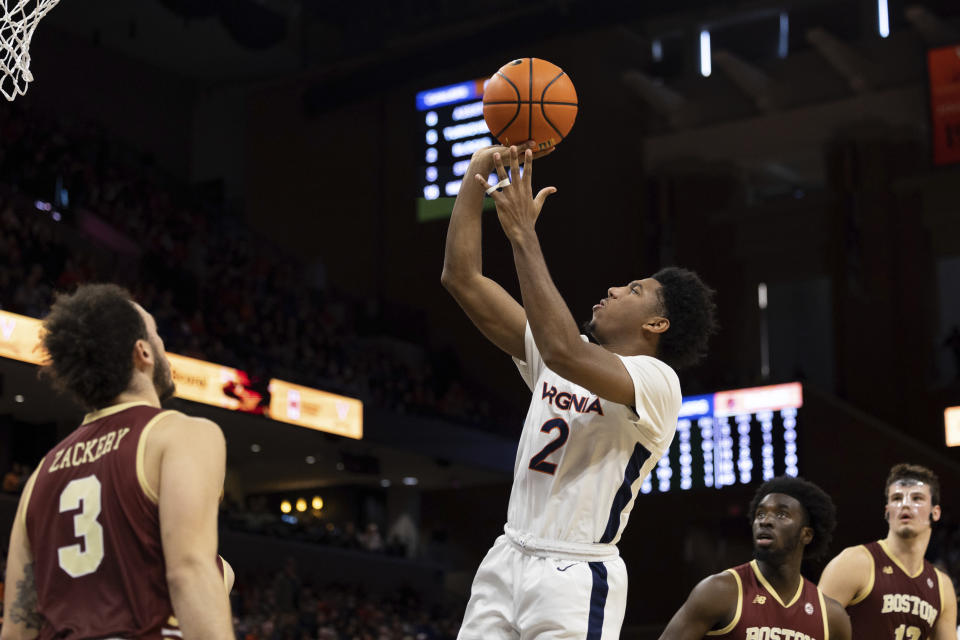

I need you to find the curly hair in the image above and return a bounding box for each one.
[651,267,718,370]
[748,476,837,560]
[885,463,940,507]
[41,283,147,410]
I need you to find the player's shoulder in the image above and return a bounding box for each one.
[149,411,224,444]
[934,566,957,598]
[617,353,681,392]
[691,567,743,601]
[829,543,873,566]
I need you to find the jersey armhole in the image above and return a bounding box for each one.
[816,588,830,640]
[847,545,874,606]
[135,410,179,504]
[935,568,948,616]
[706,569,742,636]
[17,459,45,541]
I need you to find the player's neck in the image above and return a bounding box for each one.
[882,529,930,573]
[596,334,656,358]
[755,557,803,602]
[112,377,162,409]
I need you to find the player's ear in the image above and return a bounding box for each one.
[643,316,670,335]
[132,338,154,371]
[800,525,814,547]
[931,505,941,523]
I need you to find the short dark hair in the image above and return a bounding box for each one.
[41,283,147,410]
[885,463,940,506]
[748,476,837,560]
[651,267,718,370]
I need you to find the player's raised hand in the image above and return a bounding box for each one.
[475,145,556,243]
[468,140,554,174]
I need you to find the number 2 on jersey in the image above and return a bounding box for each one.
[528,418,569,475]
[894,625,921,640]
[58,475,105,578]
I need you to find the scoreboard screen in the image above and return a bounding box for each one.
[641,383,803,494]
[415,79,496,222]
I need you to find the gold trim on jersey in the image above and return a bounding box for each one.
[750,560,803,608]
[848,544,875,606]
[706,568,743,636]
[136,410,179,504]
[82,401,154,425]
[935,568,947,622]
[817,588,829,640]
[877,539,924,578]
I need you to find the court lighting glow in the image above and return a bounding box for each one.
[877,0,890,38]
[311,496,323,510]
[651,38,663,62]
[295,498,307,512]
[280,500,292,514]
[778,13,789,58]
[699,30,712,77]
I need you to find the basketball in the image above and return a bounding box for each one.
[482,58,578,151]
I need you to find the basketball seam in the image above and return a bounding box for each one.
[540,71,571,140]
[490,71,522,140]
[483,101,579,106]
[528,58,533,142]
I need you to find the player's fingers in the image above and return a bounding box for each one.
[523,148,533,190]
[475,173,502,199]
[533,186,557,210]
[509,146,522,188]
[493,152,508,180]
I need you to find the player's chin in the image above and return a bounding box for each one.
[752,543,782,562]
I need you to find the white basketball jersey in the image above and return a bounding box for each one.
[507,324,681,545]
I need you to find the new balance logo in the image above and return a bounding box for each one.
[752,595,767,604]
[883,566,894,575]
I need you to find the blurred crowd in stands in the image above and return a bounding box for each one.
[231,560,459,640]
[221,497,412,558]
[0,101,502,431]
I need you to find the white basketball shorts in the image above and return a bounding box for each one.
[457,532,627,640]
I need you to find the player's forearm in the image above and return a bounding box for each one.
[509,228,582,362]
[166,562,234,640]
[441,159,488,287]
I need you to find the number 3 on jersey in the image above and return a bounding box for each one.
[528,418,569,475]
[58,475,105,578]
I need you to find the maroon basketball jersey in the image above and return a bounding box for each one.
[23,402,182,640]
[706,560,829,640]
[846,540,944,640]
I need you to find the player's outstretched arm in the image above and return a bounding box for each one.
[824,596,852,640]
[932,569,957,640]
[480,146,637,405]
[1,471,42,640]
[817,546,871,607]
[442,144,545,360]
[155,414,233,640]
[657,572,740,640]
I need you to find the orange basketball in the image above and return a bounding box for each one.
[482,58,578,151]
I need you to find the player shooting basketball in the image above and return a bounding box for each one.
[658,476,851,640]
[818,463,957,639]
[442,143,717,639]
[1,284,234,640]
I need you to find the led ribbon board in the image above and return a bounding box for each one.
[928,45,960,166]
[0,310,362,439]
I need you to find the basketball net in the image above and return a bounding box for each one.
[1,0,60,101]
